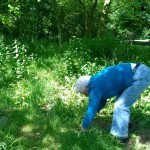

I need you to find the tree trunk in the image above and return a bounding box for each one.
[97,0,112,37]
[51,0,62,48]
[78,0,98,37]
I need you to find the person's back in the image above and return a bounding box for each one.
[88,63,133,99]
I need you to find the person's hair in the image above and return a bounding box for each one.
[74,76,91,94]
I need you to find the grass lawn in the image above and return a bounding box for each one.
[0,38,150,150]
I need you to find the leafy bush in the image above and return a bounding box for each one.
[61,35,121,77]
[0,35,34,87]
[0,35,150,149]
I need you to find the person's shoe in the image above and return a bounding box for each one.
[118,137,129,144]
[110,134,129,144]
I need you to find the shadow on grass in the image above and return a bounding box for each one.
[92,108,150,149]
[0,101,123,150]
[0,99,150,150]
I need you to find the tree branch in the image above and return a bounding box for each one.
[77,0,86,11]
[109,0,131,13]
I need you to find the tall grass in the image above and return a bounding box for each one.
[0,34,150,149]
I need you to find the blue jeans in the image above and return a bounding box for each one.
[110,64,150,137]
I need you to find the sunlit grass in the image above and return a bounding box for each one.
[0,37,150,149]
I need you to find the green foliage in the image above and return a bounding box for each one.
[61,35,122,77]
[0,142,7,150]
[110,0,150,38]
[11,40,28,79]
[0,35,34,87]
[0,0,150,40]
[0,35,150,149]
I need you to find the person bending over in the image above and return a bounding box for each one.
[74,62,150,143]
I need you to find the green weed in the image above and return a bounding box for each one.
[0,35,150,149]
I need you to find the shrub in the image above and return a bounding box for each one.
[61,35,122,77]
[0,35,34,87]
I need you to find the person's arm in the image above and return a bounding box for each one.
[81,88,102,130]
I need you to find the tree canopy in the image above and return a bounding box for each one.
[0,0,150,42]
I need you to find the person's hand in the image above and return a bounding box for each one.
[81,127,88,132]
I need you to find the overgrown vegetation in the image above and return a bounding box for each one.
[0,0,150,40]
[0,34,150,150]
[0,0,150,149]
